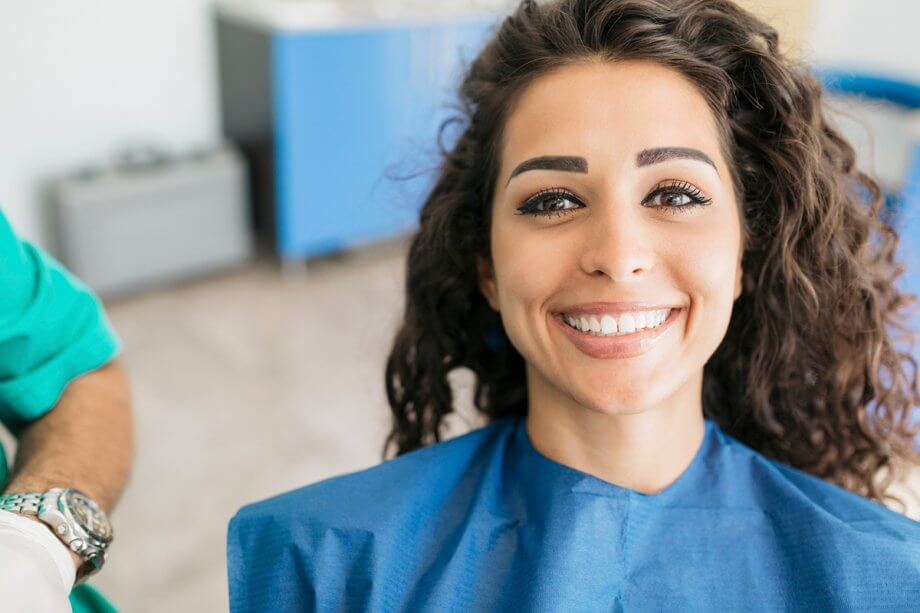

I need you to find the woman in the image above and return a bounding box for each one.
[228,0,920,610]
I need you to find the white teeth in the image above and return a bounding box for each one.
[600,314,617,334]
[562,308,673,337]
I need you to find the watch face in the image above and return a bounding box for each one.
[62,490,113,544]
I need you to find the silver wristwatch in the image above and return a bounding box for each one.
[0,488,113,582]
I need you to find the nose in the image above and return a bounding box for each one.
[578,203,656,282]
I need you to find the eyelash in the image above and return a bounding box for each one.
[515,180,713,219]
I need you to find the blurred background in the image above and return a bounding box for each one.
[0,0,918,610]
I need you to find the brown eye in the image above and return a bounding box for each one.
[517,188,585,217]
[649,190,693,207]
[641,180,712,213]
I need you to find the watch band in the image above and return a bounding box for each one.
[0,492,43,515]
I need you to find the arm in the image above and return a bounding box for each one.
[0,209,129,505]
[2,359,133,575]
[3,359,134,514]
[0,208,129,592]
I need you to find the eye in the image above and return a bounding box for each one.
[516,180,712,219]
[516,188,585,219]
[641,180,713,213]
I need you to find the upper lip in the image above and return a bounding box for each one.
[554,302,684,316]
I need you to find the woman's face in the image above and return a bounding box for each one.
[479,59,743,417]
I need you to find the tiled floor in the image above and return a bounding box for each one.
[86,237,919,611]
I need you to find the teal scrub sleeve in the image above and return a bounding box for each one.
[0,209,121,432]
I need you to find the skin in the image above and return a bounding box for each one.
[478,59,744,495]
[4,360,134,571]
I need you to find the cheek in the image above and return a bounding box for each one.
[491,225,569,309]
[676,242,739,298]
[665,217,741,335]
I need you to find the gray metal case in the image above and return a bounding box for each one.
[51,145,254,298]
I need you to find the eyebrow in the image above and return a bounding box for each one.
[636,147,718,174]
[505,155,588,187]
[505,146,718,187]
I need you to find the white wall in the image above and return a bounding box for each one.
[0,0,917,248]
[0,0,221,246]
[808,0,920,80]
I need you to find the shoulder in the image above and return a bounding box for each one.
[230,416,518,535]
[714,427,920,546]
[0,208,120,427]
[227,418,520,609]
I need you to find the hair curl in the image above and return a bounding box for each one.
[383,0,920,510]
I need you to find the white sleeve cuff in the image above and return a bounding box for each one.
[0,509,76,591]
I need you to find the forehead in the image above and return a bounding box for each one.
[499,59,727,176]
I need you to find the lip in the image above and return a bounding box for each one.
[550,307,683,360]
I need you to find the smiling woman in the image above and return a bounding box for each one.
[227,0,920,610]
[478,60,746,483]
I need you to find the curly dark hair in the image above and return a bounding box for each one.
[383,0,920,510]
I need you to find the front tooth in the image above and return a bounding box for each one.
[600,314,617,334]
[567,310,670,334]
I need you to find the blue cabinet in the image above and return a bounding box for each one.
[217,6,494,261]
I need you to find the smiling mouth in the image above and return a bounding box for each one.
[559,308,675,337]
[551,306,684,360]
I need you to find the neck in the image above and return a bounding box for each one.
[524,367,706,495]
